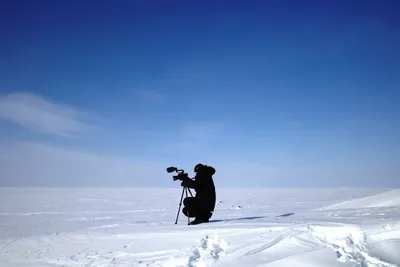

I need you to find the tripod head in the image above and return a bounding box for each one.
[166,166,188,181]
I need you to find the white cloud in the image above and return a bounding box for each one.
[0,92,98,138]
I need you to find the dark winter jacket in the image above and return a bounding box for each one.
[181,165,216,213]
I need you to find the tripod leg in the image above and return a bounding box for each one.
[175,186,185,224]
[185,187,190,225]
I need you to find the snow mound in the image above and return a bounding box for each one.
[309,223,400,267]
[319,189,400,210]
[188,233,228,267]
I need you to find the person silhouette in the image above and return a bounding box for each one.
[180,163,216,225]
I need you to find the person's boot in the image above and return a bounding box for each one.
[189,217,209,225]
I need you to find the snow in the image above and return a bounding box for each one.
[318,189,400,210]
[0,187,399,267]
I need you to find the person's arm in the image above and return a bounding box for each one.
[181,176,196,189]
[191,175,214,192]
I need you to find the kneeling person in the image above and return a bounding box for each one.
[181,163,216,225]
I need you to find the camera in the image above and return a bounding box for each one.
[166,166,188,181]
[167,166,195,224]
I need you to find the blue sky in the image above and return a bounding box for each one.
[0,0,399,187]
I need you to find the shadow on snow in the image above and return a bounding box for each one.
[209,212,295,223]
[278,212,295,217]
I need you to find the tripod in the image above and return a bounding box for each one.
[175,186,193,225]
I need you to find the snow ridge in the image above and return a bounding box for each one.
[318,189,400,210]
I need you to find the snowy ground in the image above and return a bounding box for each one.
[0,187,399,267]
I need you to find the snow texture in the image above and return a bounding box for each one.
[187,234,227,267]
[0,187,399,267]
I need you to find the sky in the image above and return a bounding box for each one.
[0,0,399,188]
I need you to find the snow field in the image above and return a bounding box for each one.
[0,188,399,267]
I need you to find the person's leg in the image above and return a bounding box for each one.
[196,208,212,222]
[193,199,213,222]
[182,197,199,218]
[186,199,212,224]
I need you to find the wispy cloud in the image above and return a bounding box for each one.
[0,140,171,187]
[1,139,398,187]
[135,89,167,103]
[153,122,226,165]
[179,122,224,143]
[211,161,400,188]
[165,122,224,152]
[0,92,98,138]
